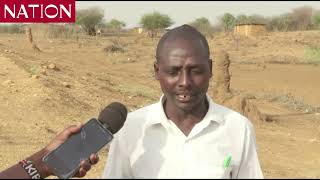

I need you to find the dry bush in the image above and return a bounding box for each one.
[0,24,24,34]
[29,24,80,40]
[45,25,78,39]
[103,45,124,53]
[103,39,125,53]
[291,6,314,30]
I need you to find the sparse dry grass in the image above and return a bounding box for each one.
[112,83,158,100]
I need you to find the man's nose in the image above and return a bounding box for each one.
[178,71,191,88]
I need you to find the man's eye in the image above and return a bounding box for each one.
[166,70,178,75]
[191,69,202,74]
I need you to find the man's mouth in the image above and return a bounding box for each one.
[177,94,192,102]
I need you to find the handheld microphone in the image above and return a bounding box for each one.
[98,102,128,134]
[42,102,128,179]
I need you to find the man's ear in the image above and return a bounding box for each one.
[154,62,159,80]
[208,59,213,78]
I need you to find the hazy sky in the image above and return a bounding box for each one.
[76,1,320,28]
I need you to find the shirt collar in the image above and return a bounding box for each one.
[145,94,225,128]
[145,94,169,127]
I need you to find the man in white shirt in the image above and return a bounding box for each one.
[102,24,263,179]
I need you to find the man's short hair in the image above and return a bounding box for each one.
[156,24,210,61]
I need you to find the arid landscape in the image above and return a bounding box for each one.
[0,28,320,178]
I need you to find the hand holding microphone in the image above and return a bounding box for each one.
[42,102,128,179]
[43,124,100,178]
[0,102,127,179]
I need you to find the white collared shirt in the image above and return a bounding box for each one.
[101,95,263,179]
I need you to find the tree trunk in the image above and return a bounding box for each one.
[26,26,41,52]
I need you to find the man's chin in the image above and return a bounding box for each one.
[176,102,197,112]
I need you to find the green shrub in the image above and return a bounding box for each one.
[304,46,320,63]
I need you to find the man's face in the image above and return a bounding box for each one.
[154,38,212,111]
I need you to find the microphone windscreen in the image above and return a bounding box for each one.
[98,102,127,134]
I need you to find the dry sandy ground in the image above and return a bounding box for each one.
[0,30,320,178]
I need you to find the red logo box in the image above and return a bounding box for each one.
[0,0,75,23]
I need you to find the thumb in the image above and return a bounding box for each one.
[60,123,83,139]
